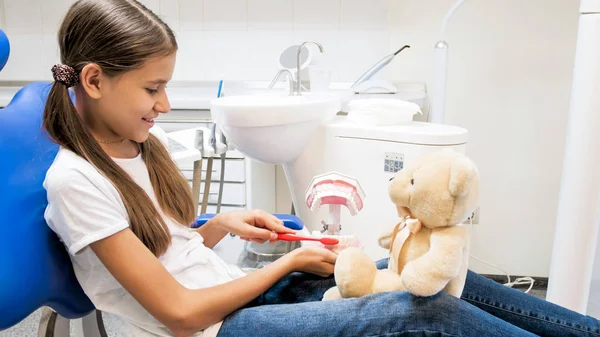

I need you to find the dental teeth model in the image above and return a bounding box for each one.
[304,172,365,252]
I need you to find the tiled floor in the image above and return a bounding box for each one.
[0,284,547,337]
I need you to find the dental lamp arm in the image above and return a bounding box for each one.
[431,0,468,124]
[351,45,410,89]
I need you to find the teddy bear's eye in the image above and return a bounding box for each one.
[411,178,414,185]
[389,177,394,182]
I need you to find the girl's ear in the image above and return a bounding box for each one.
[79,63,104,99]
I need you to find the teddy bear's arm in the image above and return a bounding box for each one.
[400,226,468,296]
[377,231,393,249]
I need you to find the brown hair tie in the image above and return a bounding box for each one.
[51,64,79,87]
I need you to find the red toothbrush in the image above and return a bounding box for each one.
[277,233,339,245]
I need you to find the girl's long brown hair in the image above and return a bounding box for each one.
[43,0,195,256]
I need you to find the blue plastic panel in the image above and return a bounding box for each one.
[193,213,304,231]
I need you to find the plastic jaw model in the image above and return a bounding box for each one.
[304,172,365,252]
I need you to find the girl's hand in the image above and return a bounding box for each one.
[284,246,338,277]
[213,210,297,243]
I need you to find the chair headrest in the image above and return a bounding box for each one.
[0,82,94,330]
[0,29,9,72]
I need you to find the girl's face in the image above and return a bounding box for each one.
[80,54,176,144]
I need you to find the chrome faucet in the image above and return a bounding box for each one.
[295,41,323,96]
[268,69,295,95]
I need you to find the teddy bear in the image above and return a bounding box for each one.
[322,150,480,300]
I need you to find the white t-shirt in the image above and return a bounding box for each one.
[43,130,246,337]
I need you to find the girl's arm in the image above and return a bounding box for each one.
[194,219,228,248]
[90,228,336,337]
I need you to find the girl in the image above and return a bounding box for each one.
[43,1,600,336]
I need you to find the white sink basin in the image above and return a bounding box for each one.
[210,92,341,164]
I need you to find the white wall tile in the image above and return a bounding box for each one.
[389,0,580,278]
[248,0,292,30]
[159,0,180,31]
[203,0,247,31]
[138,0,160,14]
[172,30,205,81]
[0,34,45,80]
[41,33,60,75]
[341,0,388,30]
[3,0,42,34]
[41,0,74,34]
[0,0,5,29]
[292,30,341,81]
[179,0,203,31]
[244,30,292,80]
[202,30,249,80]
[336,30,391,82]
[293,0,340,31]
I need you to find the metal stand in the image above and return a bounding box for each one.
[38,308,106,337]
[38,308,69,337]
[81,311,107,337]
[192,159,203,216]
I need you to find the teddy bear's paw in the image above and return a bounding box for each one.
[322,286,343,301]
[401,264,447,297]
[334,247,378,298]
[377,231,393,249]
[370,270,405,293]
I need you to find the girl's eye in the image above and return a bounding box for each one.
[146,88,159,95]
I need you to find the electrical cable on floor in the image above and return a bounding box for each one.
[467,217,535,294]
[469,255,535,293]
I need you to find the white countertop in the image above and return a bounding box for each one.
[0,80,427,110]
[0,80,278,109]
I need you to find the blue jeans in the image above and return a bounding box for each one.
[217,259,600,336]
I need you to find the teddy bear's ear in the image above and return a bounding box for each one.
[449,155,478,197]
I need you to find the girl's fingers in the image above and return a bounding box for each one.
[251,210,296,234]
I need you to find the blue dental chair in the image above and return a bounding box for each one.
[0,82,108,336]
[1,28,99,335]
[0,81,305,335]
